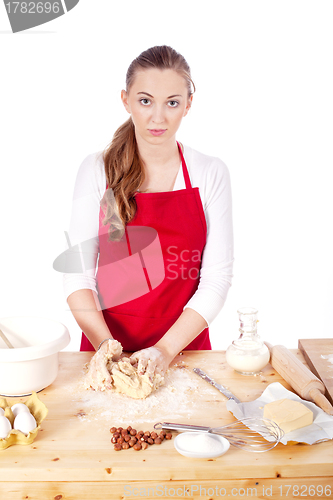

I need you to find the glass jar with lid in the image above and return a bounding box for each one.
[226,307,270,375]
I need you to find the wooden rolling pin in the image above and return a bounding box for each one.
[266,343,333,415]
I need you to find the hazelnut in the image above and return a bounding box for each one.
[111,425,169,451]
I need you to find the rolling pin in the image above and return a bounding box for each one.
[266,343,333,415]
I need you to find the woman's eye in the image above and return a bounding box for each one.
[168,100,179,107]
[140,98,151,106]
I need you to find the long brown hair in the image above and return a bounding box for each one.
[101,45,195,241]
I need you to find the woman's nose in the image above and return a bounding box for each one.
[151,105,165,124]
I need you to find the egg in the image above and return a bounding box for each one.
[0,415,12,439]
[14,412,37,436]
[0,408,5,417]
[11,403,30,418]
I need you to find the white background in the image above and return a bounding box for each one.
[0,0,332,351]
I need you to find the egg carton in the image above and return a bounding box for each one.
[0,392,48,450]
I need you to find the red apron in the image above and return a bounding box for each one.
[80,142,211,352]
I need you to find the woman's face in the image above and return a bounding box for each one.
[121,68,192,147]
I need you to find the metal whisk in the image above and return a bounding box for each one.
[154,417,284,452]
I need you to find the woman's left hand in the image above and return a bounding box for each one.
[129,346,172,381]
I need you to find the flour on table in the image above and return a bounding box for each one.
[321,354,333,364]
[321,354,333,376]
[65,362,219,425]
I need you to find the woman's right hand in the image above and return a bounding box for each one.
[85,338,122,391]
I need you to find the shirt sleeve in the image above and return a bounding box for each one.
[183,157,234,326]
[63,152,106,300]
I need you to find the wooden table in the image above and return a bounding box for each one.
[1,350,333,500]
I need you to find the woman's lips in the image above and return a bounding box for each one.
[149,129,166,136]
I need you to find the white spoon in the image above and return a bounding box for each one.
[0,328,14,348]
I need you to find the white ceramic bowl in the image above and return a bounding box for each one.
[0,316,70,396]
[174,432,230,458]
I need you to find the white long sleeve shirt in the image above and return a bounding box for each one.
[63,144,234,326]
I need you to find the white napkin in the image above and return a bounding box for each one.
[226,382,333,445]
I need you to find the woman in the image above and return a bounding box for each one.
[64,45,234,387]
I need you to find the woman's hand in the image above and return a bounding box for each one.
[129,346,173,381]
[85,339,122,391]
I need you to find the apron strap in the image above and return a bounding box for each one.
[177,141,192,190]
